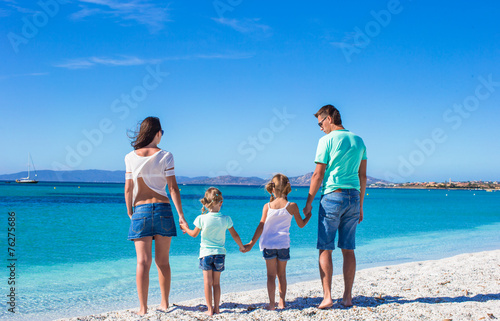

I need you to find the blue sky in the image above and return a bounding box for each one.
[1,0,499,182]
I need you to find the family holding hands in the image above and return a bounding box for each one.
[180,174,310,315]
[125,104,367,316]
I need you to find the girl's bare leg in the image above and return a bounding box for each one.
[276,260,288,309]
[213,271,222,314]
[134,237,153,315]
[154,236,172,311]
[265,259,278,310]
[203,270,214,316]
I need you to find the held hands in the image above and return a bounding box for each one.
[241,242,253,253]
[303,203,312,217]
[179,222,189,234]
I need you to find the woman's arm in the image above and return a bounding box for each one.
[288,202,311,228]
[228,227,245,252]
[244,204,269,251]
[166,174,187,227]
[125,178,134,218]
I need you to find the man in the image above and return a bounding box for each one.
[303,104,367,309]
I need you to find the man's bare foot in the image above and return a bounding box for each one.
[340,300,353,307]
[318,298,334,309]
[341,294,353,307]
[265,303,276,311]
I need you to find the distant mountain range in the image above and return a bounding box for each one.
[0,170,390,186]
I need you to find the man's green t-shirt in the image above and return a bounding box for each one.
[314,129,367,194]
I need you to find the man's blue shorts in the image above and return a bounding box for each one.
[317,189,360,250]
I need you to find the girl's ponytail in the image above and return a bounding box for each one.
[265,173,291,202]
[200,188,223,214]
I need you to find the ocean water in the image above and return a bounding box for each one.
[0,182,499,320]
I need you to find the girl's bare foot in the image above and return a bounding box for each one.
[278,300,286,309]
[134,308,147,316]
[214,307,220,314]
[204,309,214,316]
[318,298,334,309]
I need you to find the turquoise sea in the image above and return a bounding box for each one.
[0,182,499,320]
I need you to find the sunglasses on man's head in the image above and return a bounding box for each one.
[161,130,164,135]
[318,116,328,127]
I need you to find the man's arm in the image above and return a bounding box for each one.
[303,163,327,216]
[358,159,367,223]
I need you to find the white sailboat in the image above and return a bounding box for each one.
[16,153,38,184]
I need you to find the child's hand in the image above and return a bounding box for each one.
[243,243,253,253]
[179,222,189,233]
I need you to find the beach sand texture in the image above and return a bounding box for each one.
[59,250,500,321]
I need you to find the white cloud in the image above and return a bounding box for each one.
[212,17,271,35]
[71,0,170,32]
[0,72,49,80]
[55,53,254,69]
[54,56,161,69]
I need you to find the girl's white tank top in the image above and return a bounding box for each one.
[259,202,293,250]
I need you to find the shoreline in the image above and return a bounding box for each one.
[58,249,500,321]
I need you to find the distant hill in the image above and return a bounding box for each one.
[0,170,389,186]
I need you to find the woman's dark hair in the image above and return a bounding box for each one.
[129,117,162,149]
[314,104,342,126]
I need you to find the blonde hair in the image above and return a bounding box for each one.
[200,187,223,214]
[265,173,292,202]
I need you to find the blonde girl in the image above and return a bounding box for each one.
[180,187,245,316]
[244,174,311,310]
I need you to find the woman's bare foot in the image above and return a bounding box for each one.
[157,303,169,312]
[318,298,334,309]
[265,303,276,311]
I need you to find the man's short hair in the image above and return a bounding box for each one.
[314,104,342,125]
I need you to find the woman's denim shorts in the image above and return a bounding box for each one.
[128,203,177,240]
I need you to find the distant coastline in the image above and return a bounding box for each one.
[0,170,498,190]
[0,170,389,186]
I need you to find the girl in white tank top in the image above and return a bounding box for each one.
[243,174,312,310]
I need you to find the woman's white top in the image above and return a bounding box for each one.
[259,202,293,250]
[124,150,175,205]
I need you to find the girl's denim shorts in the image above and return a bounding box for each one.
[128,202,177,240]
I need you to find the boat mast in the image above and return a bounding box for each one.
[30,153,38,178]
[27,153,30,179]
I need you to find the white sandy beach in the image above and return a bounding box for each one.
[59,250,500,321]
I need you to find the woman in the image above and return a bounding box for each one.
[124,116,187,315]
